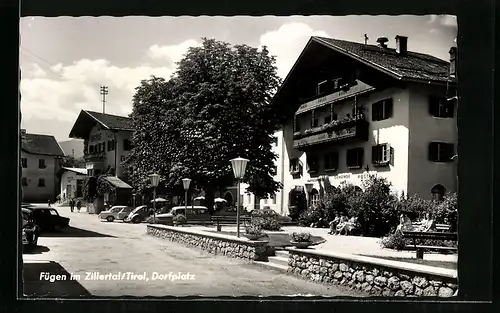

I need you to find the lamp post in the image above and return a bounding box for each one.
[182,178,191,222]
[230,157,249,237]
[305,183,313,208]
[149,174,160,224]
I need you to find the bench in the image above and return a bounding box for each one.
[435,223,451,232]
[212,215,251,231]
[402,231,458,259]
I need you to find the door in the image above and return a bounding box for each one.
[67,185,72,198]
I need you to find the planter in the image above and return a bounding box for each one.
[290,241,313,248]
[244,233,265,240]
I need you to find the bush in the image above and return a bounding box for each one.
[298,203,329,228]
[250,208,281,231]
[173,214,187,225]
[245,224,263,236]
[291,232,312,242]
[381,232,458,251]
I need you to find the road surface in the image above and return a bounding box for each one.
[22,206,366,298]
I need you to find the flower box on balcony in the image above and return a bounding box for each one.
[347,165,363,170]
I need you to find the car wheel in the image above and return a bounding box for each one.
[106,216,115,222]
[32,234,38,246]
[132,217,141,224]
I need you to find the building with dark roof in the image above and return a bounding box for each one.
[246,35,458,215]
[69,110,134,180]
[21,130,65,202]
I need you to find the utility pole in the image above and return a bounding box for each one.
[100,86,108,114]
[364,34,369,45]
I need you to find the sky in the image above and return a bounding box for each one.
[19,15,457,142]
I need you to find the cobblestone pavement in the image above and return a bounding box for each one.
[22,206,367,298]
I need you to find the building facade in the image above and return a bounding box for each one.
[21,130,65,202]
[59,167,87,201]
[245,36,457,216]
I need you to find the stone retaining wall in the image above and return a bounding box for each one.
[286,248,458,297]
[147,224,268,261]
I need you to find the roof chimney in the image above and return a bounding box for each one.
[395,35,408,56]
[449,47,457,78]
[376,37,389,48]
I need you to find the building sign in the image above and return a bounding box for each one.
[296,80,376,114]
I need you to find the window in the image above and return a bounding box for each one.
[38,159,46,169]
[38,178,45,187]
[21,158,27,168]
[123,139,132,151]
[324,116,331,124]
[21,177,28,186]
[89,145,94,153]
[49,209,59,216]
[324,151,339,171]
[429,96,455,118]
[101,142,106,152]
[293,116,301,132]
[428,142,454,162]
[272,137,278,146]
[271,194,277,205]
[310,188,320,207]
[431,184,446,201]
[372,144,394,166]
[289,158,302,175]
[346,147,364,169]
[310,111,318,128]
[108,140,116,151]
[372,98,393,121]
[306,155,319,173]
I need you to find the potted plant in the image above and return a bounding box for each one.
[244,225,265,240]
[173,214,187,226]
[290,232,313,248]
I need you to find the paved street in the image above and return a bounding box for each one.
[22,206,366,297]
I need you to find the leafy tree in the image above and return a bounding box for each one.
[61,155,86,168]
[125,38,283,213]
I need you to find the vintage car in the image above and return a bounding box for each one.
[22,208,39,249]
[27,207,70,232]
[124,205,152,224]
[156,206,211,225]
[98,205,133,222]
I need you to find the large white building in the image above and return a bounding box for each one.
[243,35,457,216]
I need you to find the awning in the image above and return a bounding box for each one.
[103,176,133,189]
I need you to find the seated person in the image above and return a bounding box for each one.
[417,213,435,232]
[328,214,340,235]
[395,213,414,234]
[335,215,350,235]
[345,216,358,233]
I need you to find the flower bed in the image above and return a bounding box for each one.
[285,247,458,297]
[147,224,268,261]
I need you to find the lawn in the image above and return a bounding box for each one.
[208,230,325,248]
[358,254,457,270]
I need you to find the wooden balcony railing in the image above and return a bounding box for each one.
[293,115,369,150]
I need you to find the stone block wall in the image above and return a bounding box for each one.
[287,249,458,297]
[147,225,268,261]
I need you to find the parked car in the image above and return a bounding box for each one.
[22,208,39,249]
[116,206,134,220]
[98,205,133,222]
[156,206,211,225]
[124,205,152,224]
[27,207,70,232]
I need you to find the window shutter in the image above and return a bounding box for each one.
[390,146,395,165]
[447,143,455,160]
[358,148,364,166]
[371,102,378,121]
[382,144,391,163]
[333,152,339,169]
[385,98,394,118]
[371,145,378,163]
[446,98,456,118]
[429,96,438,116]
[428,142,436,161]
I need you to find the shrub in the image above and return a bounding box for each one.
[250,208,281,231]
[291,232,312,242]
[434,193,458,231]
[245,224,263,236]
[381,231,458,251]
[173,214,187,225]
[298,203,329,228]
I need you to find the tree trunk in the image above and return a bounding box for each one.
[205,186,215,215]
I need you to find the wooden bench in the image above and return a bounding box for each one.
[212,215,251,231]
[435,223,451,232]
[402,231,458,259]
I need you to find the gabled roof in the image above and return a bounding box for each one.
[22,133,65,157]
[61,167,87,175]
[312,36,453,83]
[69,110,134,139]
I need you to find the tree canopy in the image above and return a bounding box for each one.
[124,38,283,209]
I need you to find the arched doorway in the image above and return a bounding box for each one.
[223,191,234,206]
[431,184,446,201]
[310,188,320,207]
[288,187,306,220]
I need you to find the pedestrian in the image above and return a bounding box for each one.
[70,199,74,212]
[76,200,81,212]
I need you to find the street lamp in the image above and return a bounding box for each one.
[305,183,314,208]
[149,173,160,224]
[182,178,191,222]
[230,157,249,237]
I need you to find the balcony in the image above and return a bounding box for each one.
[293,114,369,150]
[84,151,106,162]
